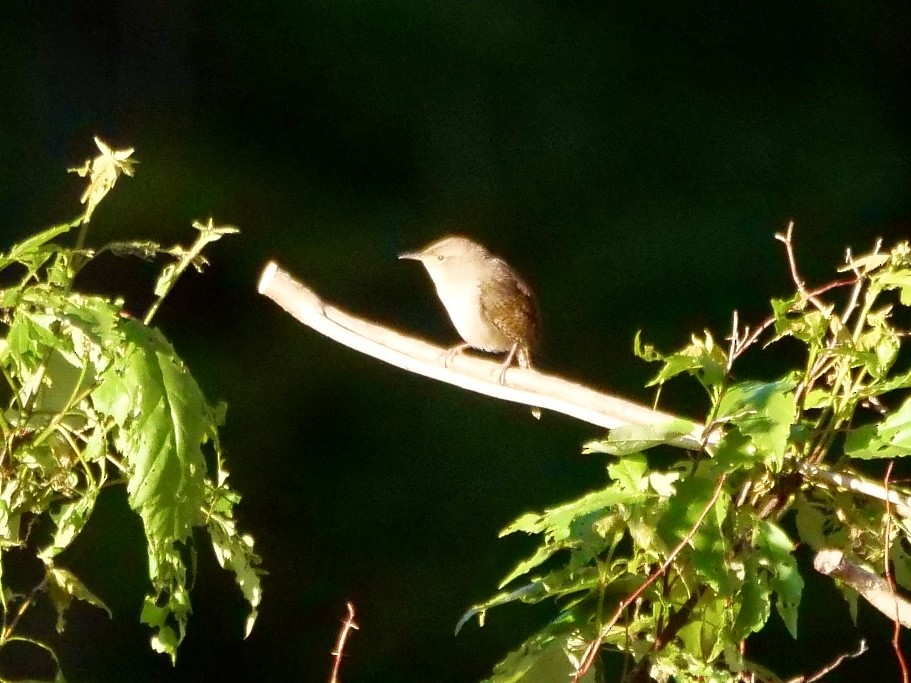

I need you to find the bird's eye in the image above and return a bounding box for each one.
[437,255,445,262]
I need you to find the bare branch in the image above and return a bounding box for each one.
[258,262,704,450]
[814,550,911,628]
[801,464,911,519]
[258,263,911,521]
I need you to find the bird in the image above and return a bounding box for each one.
[399,235,539,385]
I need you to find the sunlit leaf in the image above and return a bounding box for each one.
[585,419,701,456]
[46,565,112,633]
[756,520,802,638]
[845,397,911,459]
[717,379,796,468]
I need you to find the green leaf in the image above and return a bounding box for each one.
[142,596,183,662]
[855,308,900,379]
[676,593,727,663]
[91,317,211,660]
[457,565,604,635]
[730,558,771,640]
[755,520,802,638]
[641,331,727,390]
[0,220,78,272]
[657,472,731,593]
[771,295,830,344]
[498,482,645,587]
[716,379,796,468]
[712,428,757,473]
[584,419,701,456]
[39,489,100,560]
[483,628,597,683]
[45,565,112,633]
[877,270,911,306]
[606,452,648,491]
[845,397,911,459]
[207,491,264,638]
[139,542,191,664]
[92,319,207,544]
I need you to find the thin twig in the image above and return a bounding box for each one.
[571,473,729,681]
[727,310,742,371]
[784,639,868,683]
[1,578,48,641]
[775,222,829,314]
[329,602,359,683]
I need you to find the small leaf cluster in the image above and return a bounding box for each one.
[467,237,911,682]
[0,141,260,681]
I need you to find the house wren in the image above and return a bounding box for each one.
[399,235,539,384]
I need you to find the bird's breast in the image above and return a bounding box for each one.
[431,278,511,352]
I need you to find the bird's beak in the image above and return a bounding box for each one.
[398,251,423,261]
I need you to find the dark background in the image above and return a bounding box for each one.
[2,2,911,681]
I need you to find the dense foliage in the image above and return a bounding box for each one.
[464,229,911,682]
[0,140,261,681]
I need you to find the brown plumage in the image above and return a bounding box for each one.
[399,235,539,384]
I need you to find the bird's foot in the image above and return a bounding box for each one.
[441,343,471,368]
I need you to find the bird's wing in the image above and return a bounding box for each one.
[479,258,539,346]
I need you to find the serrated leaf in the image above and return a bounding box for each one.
[771,296,829,344]
[92,319,207,544]
[755,520,802,638]
[657,473,731,593]
[39,489,99,560]
[483,628,597,683]
[717,379,796,468]
[845,397,911,459]
[649,470,680,497]
[711,428,756,473]
[498,483,644,587]
[208,507,263,638]
[677,594,727,663]
[46,566,112,633]
[139,542,191,664]
[91,318,210,661]
[731,559,771,640]
[643,332,727,389]
[0,221,77,272]
[606,452,648,491]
